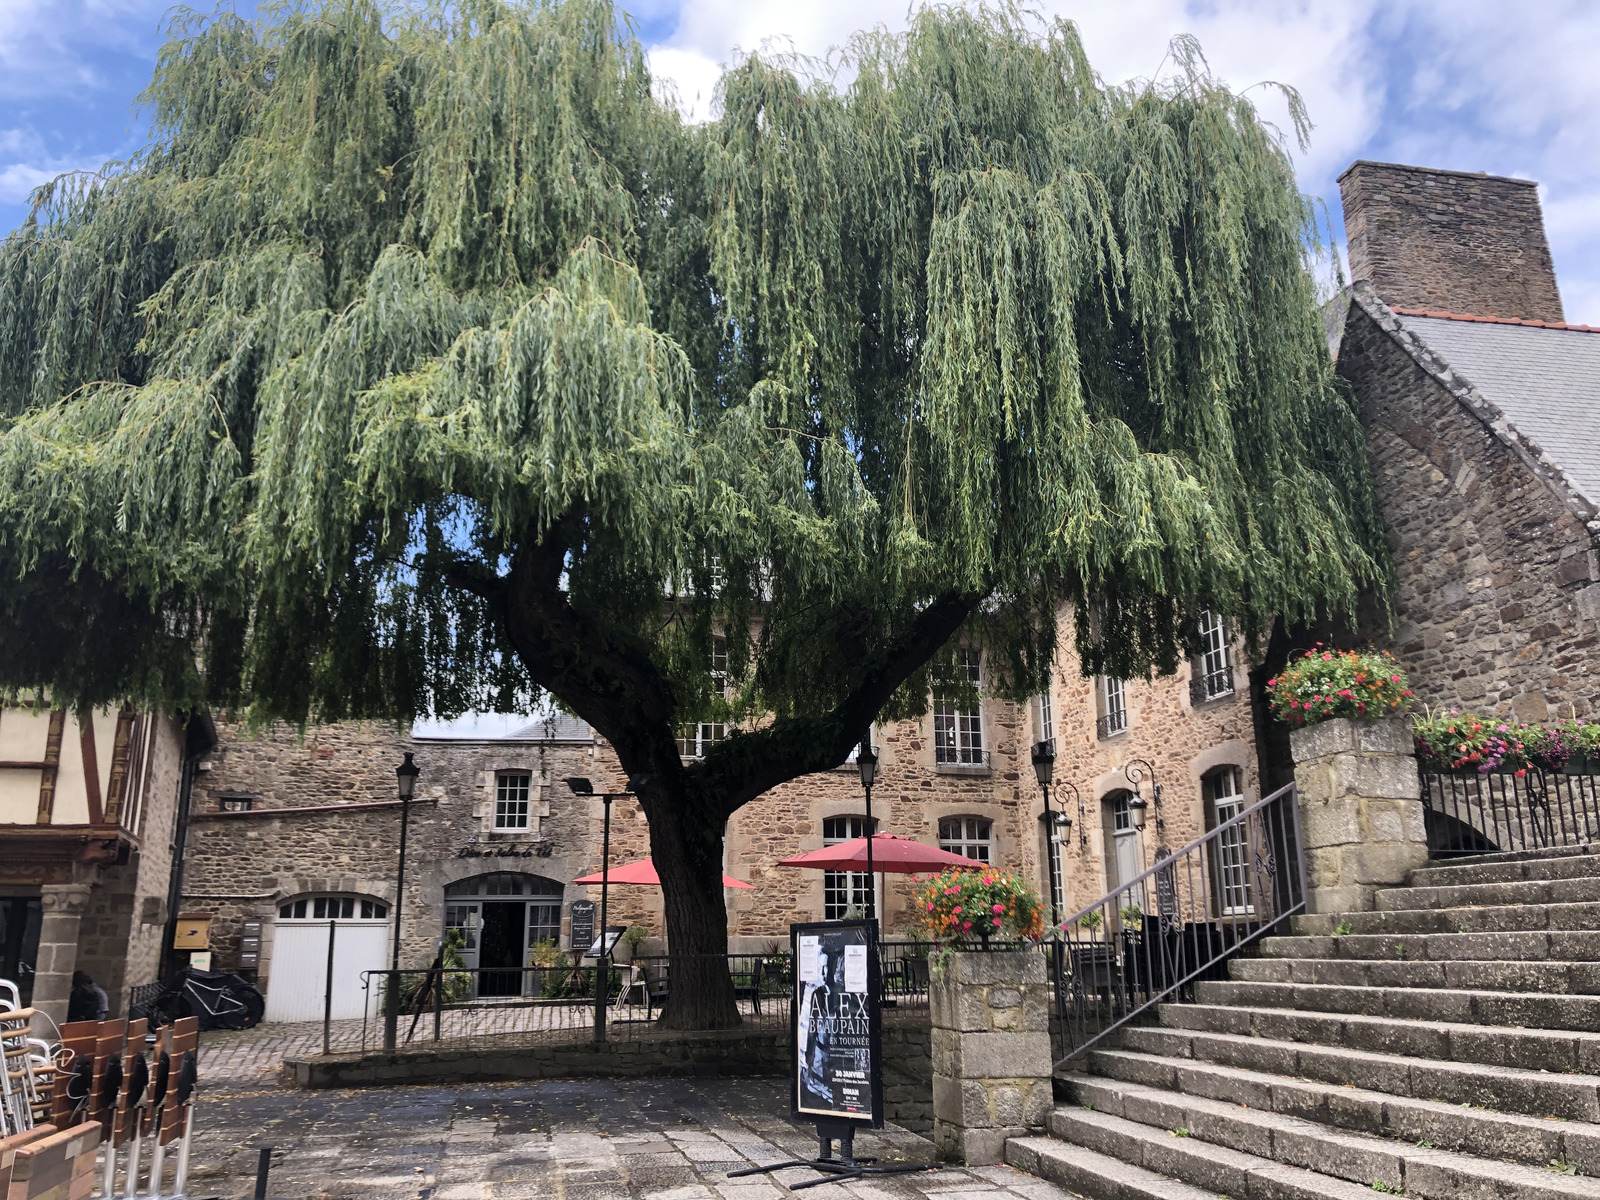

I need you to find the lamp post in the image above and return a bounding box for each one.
[856,739,878,921]
[1031,740,1068,928]
[384,752,421,1051]
[567,775,650,1042]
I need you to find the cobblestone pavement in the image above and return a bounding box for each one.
[198,1000,788,1085]
[183,1077,1072,1200]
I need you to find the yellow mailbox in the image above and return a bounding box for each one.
[172,913,213,950]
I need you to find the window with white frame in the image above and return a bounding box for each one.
[1031,690,1054,747]
[1204,767,1253,915]
[678,635,730,758]
[1096,676,1128,738]
[938,816,992,862]
[1040,812,1067,917]
[494,772,532,830]
[822,814,876,919]
[933,650,984,765]
[278,895,388,920]
[1195,611,1234,701]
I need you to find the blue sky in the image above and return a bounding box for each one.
[3,0,1598,323]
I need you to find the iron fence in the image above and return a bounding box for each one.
[348,953,795,1055]
[1049,781,1305,1066]
[1420,766,1600,857]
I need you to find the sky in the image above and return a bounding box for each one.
[2,0,1598,326]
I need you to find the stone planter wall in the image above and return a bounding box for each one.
[1291,716,1427,914]
[929,950,1053,1165]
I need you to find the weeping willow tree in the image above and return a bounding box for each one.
[0,0,1385,1026]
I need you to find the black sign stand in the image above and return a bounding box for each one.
[728,918,938,1190]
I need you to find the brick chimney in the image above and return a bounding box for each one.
[1338,160,1565,323]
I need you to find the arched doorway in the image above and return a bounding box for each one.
[443,873,563,997]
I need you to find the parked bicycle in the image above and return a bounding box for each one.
[147,967,264,1032]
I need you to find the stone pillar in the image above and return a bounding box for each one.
[32,883,93,1027]
[929,950,1053,1165]
[1291,716,1427,914]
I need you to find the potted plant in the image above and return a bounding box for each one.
[911,865,1043,963]
[1266,646,1413,727]
[618,925,650,962]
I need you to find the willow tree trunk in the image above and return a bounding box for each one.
[637,778,740,1030]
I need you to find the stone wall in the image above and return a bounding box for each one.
[1339,161,1565,323]
[184,618,1266,999]
[184,721,610,979]
[1338,298,1600,719]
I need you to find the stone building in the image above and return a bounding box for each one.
[181,621,1263,1018]
[1331,161,1600,720]
[0,703,210,1023]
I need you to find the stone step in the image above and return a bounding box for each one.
[1428,845,1600,868]
[1410,851,1600,888]
[1049,1102,1600,1200]
[1230,955,1600,994]
[1077,1048,1600,1170]
[1376,876,1600,911]
[1007,1137,1237,1200]
[1160,1001,1600,1074]
[1117,1025,1600,1121]
[1261,930,1600,962]
[1294,901,1600,937]
[1194,978,1600,1031]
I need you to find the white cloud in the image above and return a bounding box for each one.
[643,0,1600,323]
[0,129,109,205]
[0,0,161,100]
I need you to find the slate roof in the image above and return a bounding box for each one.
[1390,308,1600,511]
[506,714,593,742]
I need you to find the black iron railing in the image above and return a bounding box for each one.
[1419,766,1600,857]
[1049,782,1304,1065]
[351,953,794,1054]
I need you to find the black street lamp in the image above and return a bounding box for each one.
[856,739,878,921]
[1124,759,1160,835]
[568,774,651,1042]
[384,752,421,1050]
[1031,740,1068,928]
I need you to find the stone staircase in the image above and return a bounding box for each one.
[1008,846,1600,1200]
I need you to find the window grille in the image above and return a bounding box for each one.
[1096,676,1128,738]
[1193,611,1234,702]
[934,651,984,765]
[938,816,992,862]
[822,814,875,919]
[1205,767,1254,915]
[278,895,387,921]
[495,773,532,830]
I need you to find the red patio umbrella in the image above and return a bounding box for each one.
[571,856,754,889]
[776,833,981,874]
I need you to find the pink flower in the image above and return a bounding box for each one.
[962,921,972,931]
[992,903,1004,914]
[993,917,1002,927]
[926,903,935,912]
[952,906,962,915]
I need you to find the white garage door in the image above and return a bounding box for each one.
[266,905,390,1023]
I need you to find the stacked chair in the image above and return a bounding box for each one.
[1,978,202,1199]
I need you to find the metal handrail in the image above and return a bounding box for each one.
[1419,766,1600,857]
[1049,781,1305,1066]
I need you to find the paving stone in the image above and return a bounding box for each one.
[182,1076,1052,1198]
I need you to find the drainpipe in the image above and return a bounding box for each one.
[160,712,217,982]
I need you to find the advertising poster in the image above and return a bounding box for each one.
[791,920,883,1125]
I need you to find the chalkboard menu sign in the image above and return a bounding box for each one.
[791,919,883,1126]
[1153,850,1178,930]
[569,900,596,954]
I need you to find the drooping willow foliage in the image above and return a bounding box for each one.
[0,0,1385,734]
